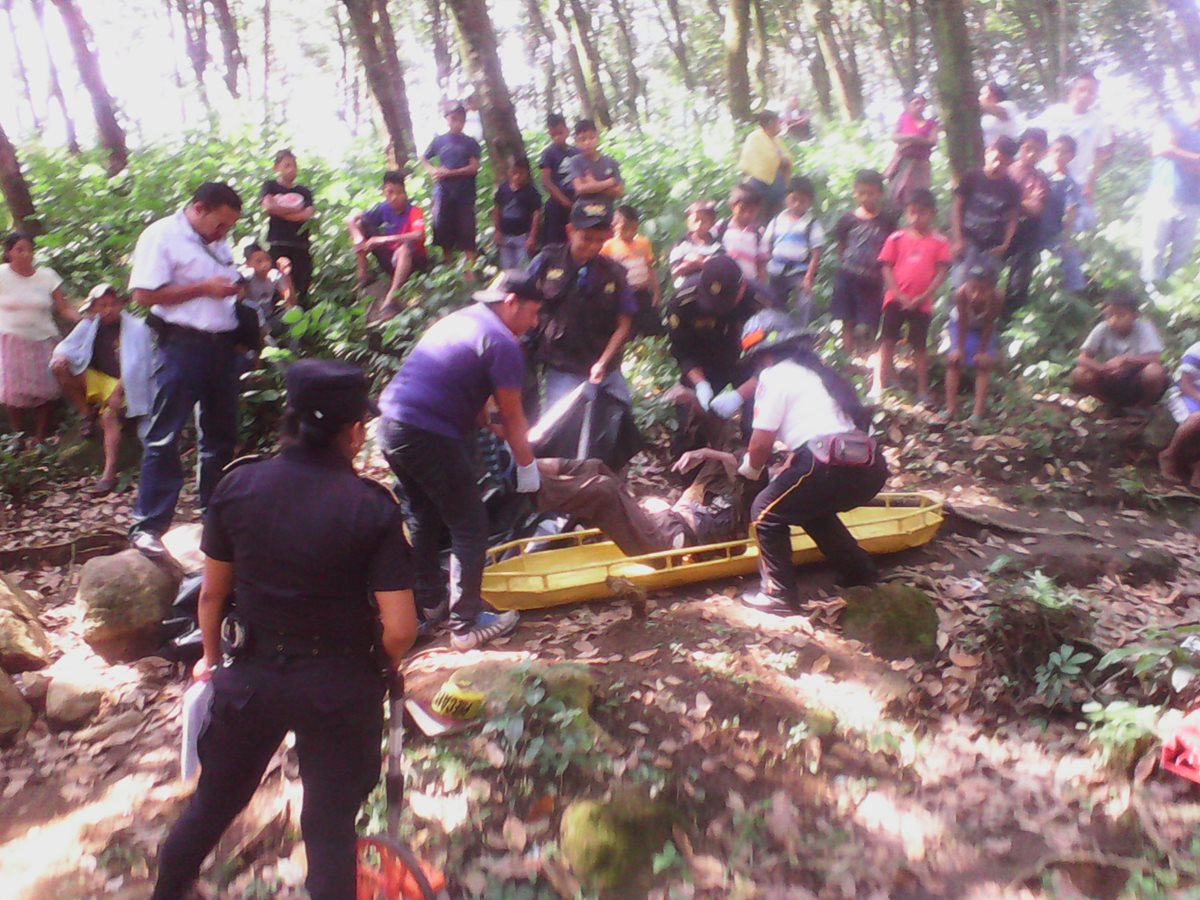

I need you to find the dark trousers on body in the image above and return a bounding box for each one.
[380,419,486,631]
[152,655,383,900]
[270,243,314,306]
[132,330,239,537]
[751,448,889,602]
[1003,236,1041,321]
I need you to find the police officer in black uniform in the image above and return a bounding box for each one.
[152,360,418,900]
[527,198,639,411]
[666,254,771,452]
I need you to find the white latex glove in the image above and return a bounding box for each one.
[694,380,715,410]
[737,453,763,481]
[710,389,743,420]
[516,461,541,493]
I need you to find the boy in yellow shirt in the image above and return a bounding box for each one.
[602,205,662,335]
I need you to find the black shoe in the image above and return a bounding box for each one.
[741,590,800,615]
[837,562,879,589]
[130,530,166,559]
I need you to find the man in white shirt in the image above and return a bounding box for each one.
[1033,72,1114,230]
[128,182,244,557]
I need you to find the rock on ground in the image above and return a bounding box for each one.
[78,550,179,662]
[560,789,677,894]
[44,675,106,729]
[0,669,33,746]
[0,573,52,672]
[841,583,940,661]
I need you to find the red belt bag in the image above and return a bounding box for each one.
[806,431,876,467]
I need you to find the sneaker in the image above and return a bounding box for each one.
[450,610,520,651]
[130,530,166,559]
[740,591,799,615]
[417,599,450,639]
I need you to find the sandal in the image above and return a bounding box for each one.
[84,477,117,497]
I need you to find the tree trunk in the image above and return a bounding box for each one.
[174,0,214,118]
[341,0,416,164]
[31,0,80,153]
[723,0,753,122]
[427,0,455,96]
[656,0,695,91]
[750,0,770,104]
[208,0,245,98]
[562,0,612,127]
[548,0,589,119]
[0,118,37,232]
[1168,0,1200,63]
[51,0,129,175]
[262,0,272,125]
[807,0,863,120]
[608,0,644,122]
[444,0,525,179]
[523,0,557,113]
[924,0,981,182]
[3,1,43,134]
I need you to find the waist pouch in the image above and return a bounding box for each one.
[806,431,876,467]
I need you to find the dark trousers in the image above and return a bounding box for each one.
[379,419,486,631]
[270,243,314,307]
[751,448,889,602]
[541,198,571,247]
[1003,236,1041,321]
[132,331,239,537]
[152,655,383,900]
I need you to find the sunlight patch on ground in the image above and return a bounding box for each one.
[852,789,946,863]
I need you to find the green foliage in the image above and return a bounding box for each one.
[0,433,61,505]
[1081,700,1170,771]
[1033,643,1094,708]
[1095,624,1200,697]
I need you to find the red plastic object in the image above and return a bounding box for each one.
[356,836,446,900]
[1161,709,1200,785]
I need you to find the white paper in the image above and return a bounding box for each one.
[180,679,214,782]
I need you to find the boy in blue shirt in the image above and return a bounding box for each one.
[538,113,579,247]
[346,171,428,309]
[422,103,483,273]
[763,175,825,323]
[492,155,542,270]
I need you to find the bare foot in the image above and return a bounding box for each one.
[1160,448,1184,483]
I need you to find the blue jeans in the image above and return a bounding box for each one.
[379,419,487,632]
[498,234,530,271]
[132,331,239,537]
[768,272,814,325]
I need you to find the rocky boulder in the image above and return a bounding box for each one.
[0,574,51,672]
[0,669,33,747]
[841,583,939,661]
[78,550,179,662]
[560,789,678,894]
[45,674,105,730]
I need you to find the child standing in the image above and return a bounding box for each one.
[668,201,722,287]
[1071,290,1169,412]
[240,243,294,339]
[493,155,542,270]
[1003,128,1051,318]
[538,113,579,247]
[951,136,1021,285]
[832,169,897,354]
[877,189,951,402]
[720,184,769,283]
[346,171,428,309]
[50,284,154,495]
[603,205,662,336]
[421,102,483,272]
[259,149,315,306]
[570,119,624,200]
[763,175,825,322]
[1042,135,1087,292]
[942,255,1004,426]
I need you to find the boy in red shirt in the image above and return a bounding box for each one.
[876,189,951,402]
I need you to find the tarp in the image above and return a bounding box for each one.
[529,381,645,472]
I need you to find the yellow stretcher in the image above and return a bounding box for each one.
[482,492,943,611]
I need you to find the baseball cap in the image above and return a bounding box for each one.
[285,360,379,429]
[81,282,118,313]
[570,199,614,229]
[696,254,745,315]
[473,270,544,304]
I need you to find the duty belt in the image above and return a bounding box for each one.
[242,623,370,659]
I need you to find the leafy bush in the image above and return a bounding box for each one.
[1033,643,1094,709]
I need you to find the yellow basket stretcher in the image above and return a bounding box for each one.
[482,492,943,611]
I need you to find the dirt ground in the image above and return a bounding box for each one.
[2,393,1200,899]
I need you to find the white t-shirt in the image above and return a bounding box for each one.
[1080,318,1163,361]
[1033,103,1114,187]
[981,100,1021,149]
[0,264,63,341]
[721,223,767,281]
[128,210,239,333]
[753,359,855,450]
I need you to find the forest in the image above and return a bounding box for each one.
[1,0,1200,898]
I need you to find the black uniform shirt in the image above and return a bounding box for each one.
[202,444,412,646]
[666,275,769,389]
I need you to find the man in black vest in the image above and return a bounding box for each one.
[527,200,637,409]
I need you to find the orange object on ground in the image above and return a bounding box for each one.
[356,836,446,900]
[1161,708,1200,784]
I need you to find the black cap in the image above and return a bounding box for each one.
[963,248,1001,286]
[473,269,544,304]
[696,254,745,315]
[570,199,614,229]
[285,360,379,429]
